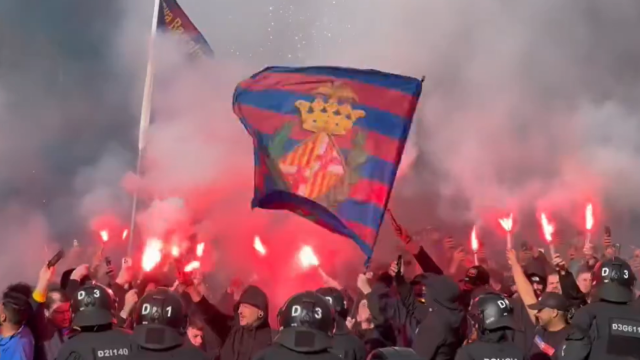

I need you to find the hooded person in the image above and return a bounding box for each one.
[393,265,466,360]
[186,284,272,360]
[459,265,491,310]
[316,287,366,360]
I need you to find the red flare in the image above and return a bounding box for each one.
[298,245,319,268]
[540,213,555,243]
[122,229,129,240]
[99,230,109,242]
[142,238,163,271]
[171,245,180,257]
[196,242,205,257]
[184,260,200,272]
[498,214,513,232]
[253,236,266,256]
[585,203,594,231]
[470,226,479,252]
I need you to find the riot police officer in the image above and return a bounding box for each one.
[455,292,526,360]
[316,287,366,360]
[55,283,134,360]
[129,287,207,359]
[254,291,342,360]
[561,256,640,360]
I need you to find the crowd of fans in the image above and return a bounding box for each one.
[0,225,639,360]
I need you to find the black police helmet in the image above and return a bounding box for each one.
[468,292,515,331]
[316,287,347,319]
[275,291,335,352]
[367,347,422,360]
[71,283,115,327]
[592,256,636,303]
[132,288,187,350]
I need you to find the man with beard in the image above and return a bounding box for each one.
[316,287,366,360]
[507,249,547,352]
[527,292,570,360]
[185,284,272,360]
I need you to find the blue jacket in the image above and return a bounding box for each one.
[0,325,35,360]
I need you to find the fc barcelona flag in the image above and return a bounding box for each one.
[157,0,214,59]
[233,66,423,260]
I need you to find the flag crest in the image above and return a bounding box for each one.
[233,66,422,259]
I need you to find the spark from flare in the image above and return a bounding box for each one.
[122,229,129,240]
[298,245,319,268]
[142,238,163,271]
[585,203,594,230]
[540,213,555,243]
[99,230,109,242]
[253,236,266,256]
[184,260,200,272]
[498,214,513,232]
[470,226,479,252]
[196,242,205,257]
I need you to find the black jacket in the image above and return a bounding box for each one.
[398,274,466,360]
[195,285,272,360]
[330,319,366,360]
[254,343,342,360]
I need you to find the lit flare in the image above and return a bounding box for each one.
[142,238,163,271]
[499,214,513,232]
[585,203,594,230]
[99,230,109,242]
[298,245,319,268]
[540,213,555,243]
[254,236,267,256]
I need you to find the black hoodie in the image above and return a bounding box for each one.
[398,274,466,360]
[195,285,272,360]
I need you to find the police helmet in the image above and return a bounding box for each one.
[367,347,422,360]
[468,292,515,331]
[592,256,636,303]
[71,283,115,327]
[132,287,187,350]
[316,287,347,319]
[275,291,335,352]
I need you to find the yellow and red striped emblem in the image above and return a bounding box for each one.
[278,132,346,199]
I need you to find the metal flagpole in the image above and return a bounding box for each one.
[128,0,162,257]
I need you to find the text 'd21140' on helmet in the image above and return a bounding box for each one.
[275,291,335,353]
[132,288,187,350]
[71,283,116,327]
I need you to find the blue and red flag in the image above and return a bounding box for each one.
[233,66,423,260]
[157,0,213,58]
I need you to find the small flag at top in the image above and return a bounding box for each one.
[233,66,422,261]
[157,0,213,59]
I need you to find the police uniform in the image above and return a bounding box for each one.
[316,287,366,360]
[254,291,342,360]
[55,283,134,360]
[561,256,640,360]
[455,292,527,360]
[128,287,208,360]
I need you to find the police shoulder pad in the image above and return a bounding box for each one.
[566,326,588,341]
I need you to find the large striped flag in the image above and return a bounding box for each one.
[233,66,422,261]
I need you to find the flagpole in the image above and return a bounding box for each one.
[128,0,161,257]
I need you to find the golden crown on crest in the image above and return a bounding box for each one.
[294,83,366,136]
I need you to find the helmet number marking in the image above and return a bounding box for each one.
[291,305,322,319]
[77,289,100,300]
[324,297,333,304]
[497,300,508,309]
[602,268,630,278]
[141,304,173,316]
